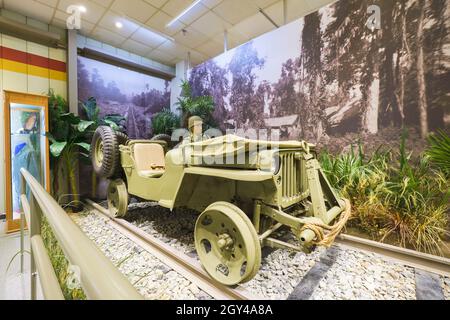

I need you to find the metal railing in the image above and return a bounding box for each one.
[19,168,143,300]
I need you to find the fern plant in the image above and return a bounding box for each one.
[426,129,450,175]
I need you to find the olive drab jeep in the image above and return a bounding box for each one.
[90,118,351,286]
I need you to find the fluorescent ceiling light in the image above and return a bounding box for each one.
[115,21,123,29]
[166,0,202,27]
[78,5,87,13]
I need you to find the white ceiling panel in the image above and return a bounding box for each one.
[156,40,190,59]
[111,0,158,23]
[212,0,258,25]
[36,0,59,7]
[190,10,230,37]
[121,38,153,55]
[196,38,223,58]
[91,25,127,46]
[230,12,275,40]
[92,0,114,7]
[201,0,223,9]
[3,0,336,67]
[161,0,192,17]
[145,10,185,36]
[172,26,208,48]
[131,27,167,47]
[98,11,140,38]
[143,0,167,9]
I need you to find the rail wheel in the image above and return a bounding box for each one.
[194,201,261,285]
[106,179,128,218]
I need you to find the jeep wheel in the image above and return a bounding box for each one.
[91,126,120,178]
[107,179,128,217]
[194,201,261,285]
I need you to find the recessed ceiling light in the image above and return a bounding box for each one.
[78,5,87,13]
[115,21,123,29]
[166,0,202,27]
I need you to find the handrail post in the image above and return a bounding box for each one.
[29,193,42,300]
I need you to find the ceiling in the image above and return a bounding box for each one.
[0,0,335,67]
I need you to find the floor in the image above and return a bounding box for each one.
[0,221,43,300]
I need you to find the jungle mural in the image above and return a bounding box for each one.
[188,0,450,154]
[78,56,171,139]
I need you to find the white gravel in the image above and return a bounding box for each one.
[443,277,450,300]
[74,201,448,300]
[310,248,416,300]
[241,247,326,299]
[71,210,211,300]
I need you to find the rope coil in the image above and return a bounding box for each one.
[300,198,352,247]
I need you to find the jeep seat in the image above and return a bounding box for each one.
[133,143,165,178]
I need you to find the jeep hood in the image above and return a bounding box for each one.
[183,134,315,157]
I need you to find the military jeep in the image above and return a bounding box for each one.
[90,123,350,285]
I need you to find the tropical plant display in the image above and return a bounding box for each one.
[176,81,215,129]
[79,97,127,133]
[47,90,92,207]
[319,131,449,256]
[151,108,180,136]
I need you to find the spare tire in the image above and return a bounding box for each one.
[151,133,172,148]
[91,126,120,178]
[115,131,129,146]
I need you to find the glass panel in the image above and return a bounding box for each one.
[10,103,46,217]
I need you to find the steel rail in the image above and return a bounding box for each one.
[85,199,261,300]
[20,169,143,300]
[336,233,450,277]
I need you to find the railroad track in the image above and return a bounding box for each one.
[335,234,450,278]
[84,199,449,300]
[84,199,260,300]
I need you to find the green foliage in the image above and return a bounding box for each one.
[41,217,86,300]
[48,89,70,141]
[48,91,92,205]
[426,130,450,175]
[319,134,449,255]
[176,81,215,128]
[151,108,180,135]
[80,97,99,122]
[79,97,127,132]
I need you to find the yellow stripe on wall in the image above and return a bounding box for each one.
[0,58,67,82]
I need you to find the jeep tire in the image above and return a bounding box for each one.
[91,126,120,178]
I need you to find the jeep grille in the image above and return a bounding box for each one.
[280,151,305,207]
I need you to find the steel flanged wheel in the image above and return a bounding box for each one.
[194,201,261,285]
[107,179,128,218]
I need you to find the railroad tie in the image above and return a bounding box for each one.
[287,246,338,300]
[415,269,445,300]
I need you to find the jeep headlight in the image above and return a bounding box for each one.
[259,151,280,174]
